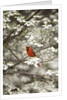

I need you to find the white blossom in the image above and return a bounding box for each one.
[25,35,29,38]
[15,32,18,35]
[52,28,55,32]
[51,47,55,52]
[28,39,43,47]
[3,65,8,70]
[43,18,51,23]
[34,42,43,47]
[50,47,58,53]
[3,17,11,22]
[42,25,49,29]
[25,34,43,47]
[54,37,58,43]
[46,70,53,75]
[34,15,42,19]
[3,23,10,29]
[25,21,34,27]
[17,28,21,32]
[50,15,55,19]
[14,25,23,32]
[7,11,20,17]
[42,24,52,29]
[7,63,14,66]
[53,19,58,23]
[43,21,47,25]
[25,19,35,27]
[31,19,35,23]
[24,57,41,67]
[11,34,14,36]
[16,16,26,23]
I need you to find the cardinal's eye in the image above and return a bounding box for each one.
[27,47,29,51]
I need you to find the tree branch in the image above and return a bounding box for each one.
[42,56,58,63]
[3,30,14,44]
[35,45,50,53]
[3,10,41,45]
[6,46,20,61]
[3,70,56,80]
[4,44,57,69]
[26,10,41,21]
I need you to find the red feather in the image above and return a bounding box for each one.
[26,46,36,57]
[26,46,40,67]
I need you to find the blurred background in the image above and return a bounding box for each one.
[3,9,58,94]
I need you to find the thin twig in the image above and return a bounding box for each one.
[35,45,50,53]
[3,10,41,45]
[4,70,54,79]
[43,56,58,62]
[26,10,41,21]
[6,46,20,61]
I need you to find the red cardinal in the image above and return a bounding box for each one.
[26,46,40,67]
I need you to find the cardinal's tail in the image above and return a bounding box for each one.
[37,63,40,67]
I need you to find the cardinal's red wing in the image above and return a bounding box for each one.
[27,49,36,57]
[26,47,36,57]
[31,50,36,56]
